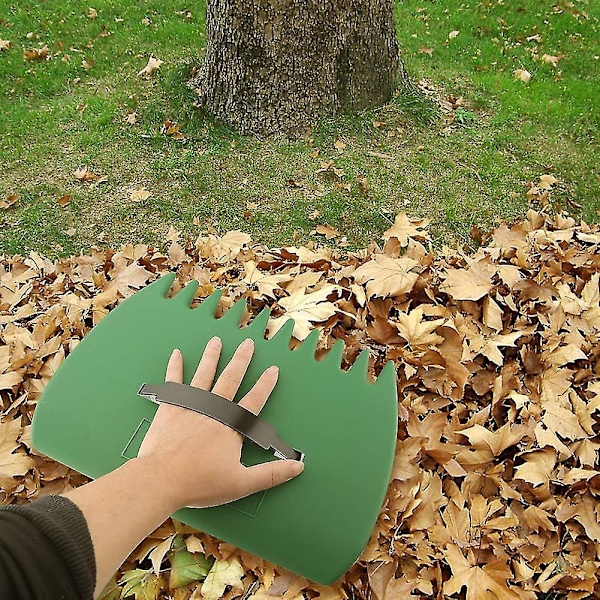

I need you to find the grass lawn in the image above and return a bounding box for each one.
[0,0,598,259]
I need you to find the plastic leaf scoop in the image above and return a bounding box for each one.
[31,273,398,584]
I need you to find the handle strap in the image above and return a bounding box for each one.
[138,382,303,462]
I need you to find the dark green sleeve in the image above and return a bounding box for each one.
[0,495,96,600]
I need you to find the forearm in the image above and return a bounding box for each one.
[64,457,179,598]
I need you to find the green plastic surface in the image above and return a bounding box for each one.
[31,274,398,584]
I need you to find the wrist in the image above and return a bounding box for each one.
[124,456,184,514]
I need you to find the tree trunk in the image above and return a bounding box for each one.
[191,0,399,136]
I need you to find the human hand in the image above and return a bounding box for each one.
[137,337,304,510]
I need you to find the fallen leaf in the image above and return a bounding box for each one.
[0,194,19,209]
[161,120,185,140]
[73,166,102,182]
[315,224,340,239]
[419,46,434,55]
[23,46,49,61]
[58,194,71,208]
[88,7,98,19]
[383,213,431,247]
[514,69,532,83]
[130,188,152,202]
[542,54,560,67]
[125,111,137,125]
[367,151,394,160]
[539,174,558,189]
[200,559,245,600]
[138,55,163,77]
[353,255,420,298]
[268,285,340,340]
[334,139,346,154]
[0,40,12,52]
[448,30,460,39]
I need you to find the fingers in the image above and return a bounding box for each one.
[165,349,183,383]
[212,338,254,400]
[238,366,279,415]
[241,460,304,497]
[190,336,222,390]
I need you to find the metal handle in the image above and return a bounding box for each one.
[138,382,304,462]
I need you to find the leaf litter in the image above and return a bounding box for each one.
[1,210,600,599]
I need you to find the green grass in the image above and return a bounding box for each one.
[0,0,598,259]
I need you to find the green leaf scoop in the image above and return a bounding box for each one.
[31,273,398,584]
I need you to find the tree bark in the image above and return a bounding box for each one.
[191,0,399,136]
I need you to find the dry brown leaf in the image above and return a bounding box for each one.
[440,261,494,301]
[314,224,340,239]
[58,194,71,208]
[382,213,431,247]
[24,46,48,61]
[130,188,152,202]
[353,255,420,298]
[268,285,340,340]
[138,55,163,77]
[0,194,19,209]
[514,68,532,83]
[74,166,103,182]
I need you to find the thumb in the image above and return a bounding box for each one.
[241,460,304,496]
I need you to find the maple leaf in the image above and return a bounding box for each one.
[514,448,556,487]
[199,230,251,261]
[110,262,154,297]
[353,255,420,298]
[148,535,174,575]
[538,174,558,189]
[445,545,521,600]
[200,558,245,600]
[395,307,445,348]
[268,285,340,340]
[382,213,431,247]
[460,423,526,457]
[440,261,494,301]
[168,535,213,588]
[138,55,163,77]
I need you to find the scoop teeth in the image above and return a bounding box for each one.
[170,280,199,307]
[244,307,270,336]
[348,349,370,379]
[320,339,345,368]
[294,329,320,357]
[374,360,398,389]
[217,297,247,326]
[193,288,223,317]
[137,276,393,385]
[270,318,296,346]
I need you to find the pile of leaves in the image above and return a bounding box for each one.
[1,211,599,599]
